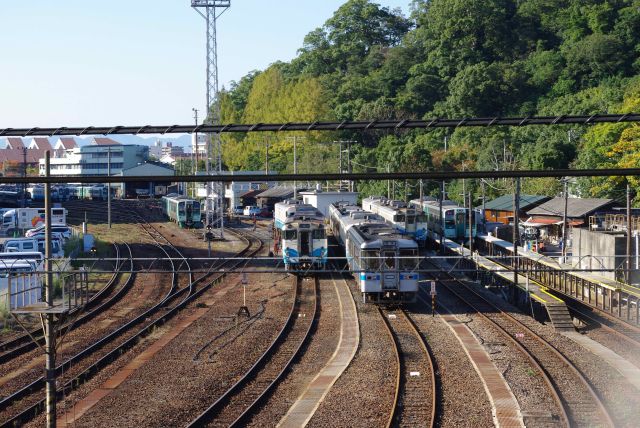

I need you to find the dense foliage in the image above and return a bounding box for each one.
[217,0,640,204]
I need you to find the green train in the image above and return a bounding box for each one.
[162,194,202,228]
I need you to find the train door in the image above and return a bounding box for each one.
[299,229,311,257]
[381,248,398,290]
[455,209,466,239]
[185,202,193,226]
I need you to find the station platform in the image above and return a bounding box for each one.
[434,238,574,331]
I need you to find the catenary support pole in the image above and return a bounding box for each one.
[44,151,56,427]
[469,191,473,255]
[513,178,520,285]
[561,179,568,262]
[439,181,445,254]
[627,182,632,283]
[107,147,111,228]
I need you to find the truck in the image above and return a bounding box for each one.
[2,207,67,236]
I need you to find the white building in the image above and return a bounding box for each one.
[191,134,208,157]
[193,170,275,208]
[39,137,149,176]
[300,189,359,217]
[52,137,79,158]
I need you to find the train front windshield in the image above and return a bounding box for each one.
[362,250,379,270]
[400,249,418,270]
[444,210,455,229]
[193,202,201,214]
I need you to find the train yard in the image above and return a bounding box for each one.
[1,199,640,427]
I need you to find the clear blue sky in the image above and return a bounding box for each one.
[0,0,410,128]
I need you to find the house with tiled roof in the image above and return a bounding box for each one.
[53,137,79,158]
[5,137,25,150]
[27,137,53,151]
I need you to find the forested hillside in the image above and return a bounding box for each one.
[218,0,640,204]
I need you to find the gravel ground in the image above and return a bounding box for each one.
[307,278,396,428]
[468,282,640,428]
[31,272,294,427]
[13,215,248,426]
[407,295,496,428]
[244,275,341,426]
[433,288,562,428]
[0,245,170,423]
[578,322,640,369]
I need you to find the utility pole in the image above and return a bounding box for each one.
[107,147,111,229]
[387,164,391,199]
[513,178,520,284]
[265,137,269,175]
[44,151,55,427]
[293,135,298,199]
[193,108,199,198]
[627,182,632,283]
[22,147,27,208]
[419,179,423,203]
[439,181,445,254]
[561,179,568,262]
[481,180,486,234]
[468,191,473,254]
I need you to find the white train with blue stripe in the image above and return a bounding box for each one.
[361,196,427,244]
[273,200,327,272]
[329,202,419,303]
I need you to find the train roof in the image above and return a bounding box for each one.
[348,222,418,248]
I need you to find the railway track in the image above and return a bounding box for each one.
[0,242,132,364]
[379,307,436,428]
[1,219,261,426]
[566,299,640,347]
[188,274,318,427]
[432,270,614,427]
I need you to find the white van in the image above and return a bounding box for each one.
[3,238,39,253]
[35,238,64,258]
[0,251,44,271]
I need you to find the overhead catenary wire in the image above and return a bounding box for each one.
[4,167,640,185]
[1,113,639,137]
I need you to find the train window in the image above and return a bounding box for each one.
[284,230,297,240]
[312,229,325,239]
[445,219,455,228]
[407,215,415,225]
[400,249,418,269]
[362,250,378,270]
[383,252,395,269]
[193,202,201,211]
[394,215,405,223]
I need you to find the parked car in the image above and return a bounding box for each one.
[3,238,40,253]
[243,206,261,216]
[259,207,272,218]
[26,224,72,239]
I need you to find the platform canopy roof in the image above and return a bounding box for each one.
[526,197,615,218]
[480,194,549,212]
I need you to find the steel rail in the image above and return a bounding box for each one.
[380,305,401,428]
[379,307,437,428]
[565,301,640,348]
[0,225,256,425]
[474,245,640,342]
[0,243,130,364]
[5,168,640,185]
[1,113,639,137]
[229,276,319,427]
[431,255,614,427]
[187,275,318,427]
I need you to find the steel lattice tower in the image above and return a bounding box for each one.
[191,0,230,238]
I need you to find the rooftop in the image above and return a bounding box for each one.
[527,197,616,218]
[481,194,550,212]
